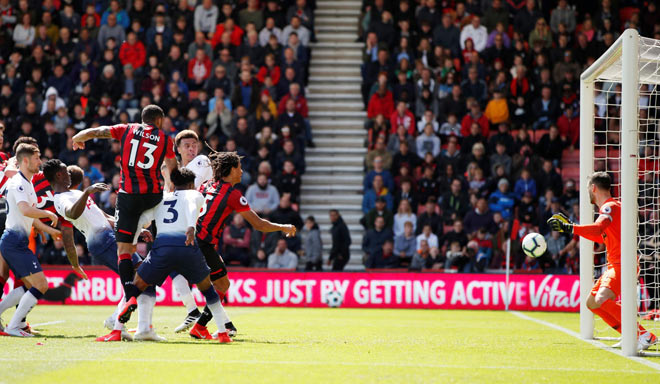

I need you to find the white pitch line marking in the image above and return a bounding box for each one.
[29,320,65,328]
[511,311,660,372]
[0,357,652,374]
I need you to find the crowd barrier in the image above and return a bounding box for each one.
[2,267,580,312]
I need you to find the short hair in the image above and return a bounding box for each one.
[42,159,65,183]
[209,151,242,180]
[13,136,38,153]
[170,167,196,187]
[68,165,84,187]
[16,143,39,163]
[141,104,164,125]
[175,129,199,148]
[588,172,611,192]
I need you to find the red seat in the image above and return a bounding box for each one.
[594,148,607,160]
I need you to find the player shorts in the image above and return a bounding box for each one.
[591,266,621,297]
[0,230,42,278]
[137,237,210,286]
[88,229,141,273]
[115,192,162,243]
[198,238,228,280]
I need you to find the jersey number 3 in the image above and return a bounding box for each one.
[163,200,178,223]
[128,139,157,169]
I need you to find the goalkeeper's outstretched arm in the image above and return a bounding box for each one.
[547,212,608,243]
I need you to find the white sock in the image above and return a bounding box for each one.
[0,286,26,316]
[172,275,197,313]
[8,290,38,330]
[113,297,126,331]
[207,301,229,333]
[137,294,151,333]
[148,295,157,328]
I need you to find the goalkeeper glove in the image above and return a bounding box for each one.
[547,212,574,234]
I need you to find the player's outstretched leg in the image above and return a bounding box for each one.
[191,277,231,343]
[0,285,26,332]
[134,287,165,341]
[171,273,201,333]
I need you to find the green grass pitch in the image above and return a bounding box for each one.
[0,306,659,383]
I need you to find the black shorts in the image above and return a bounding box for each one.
[115,192,162,243]
[198,239,228,280]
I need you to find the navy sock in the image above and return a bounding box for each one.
[29,287,43,300]
[196,305,213,327]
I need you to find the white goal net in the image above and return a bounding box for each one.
[581,29,660,356]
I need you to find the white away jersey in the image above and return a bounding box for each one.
[53,190,112,243]
[183,155,212,189]
[5,172,37,235]
[141,190,205,239]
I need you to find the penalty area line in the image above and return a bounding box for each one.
[511,311,660,372]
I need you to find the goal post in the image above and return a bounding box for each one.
[580,29,644,356]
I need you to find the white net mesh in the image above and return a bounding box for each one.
[590,35,660,351]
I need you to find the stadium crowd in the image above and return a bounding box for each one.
[0,0,320,269]
[358,0,659,273]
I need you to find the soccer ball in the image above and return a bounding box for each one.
[522,233,547,258]
[325,290,343,308]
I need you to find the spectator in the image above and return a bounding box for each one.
[464,198,497,236]
[222,214,252,266]
[77,154,103,184]
[532,86,559,130]
[461,101,489,138]
[393,199,416,237]
[415,223,439,252]
[433,13,461,57]
[550,0,576,34]
[365,239,399,269]
[274,160,301,203]
[391,139,418,174]
[302,216,322,271]
[329,209,351,271]
[246,173,280,216]
[460,15,487,52]
[488,178,516,221]
[364,155,394,191]
[537,160,563,198]
[415,124,441,159]
[393,178,417,212]
[557,104,579,148]
[281,16,310,46]
[537,125,566,163]
[118,31,146,71]
[484,90,509,127]
[490,142,512,176]
[390,101,416,136]
[365,136,392,171]
[367,83,395,119]
[194,0,219,35]
[268,238,298,269]
[394,221,416,261]
[362,216,394,261]
[514,168,537,200]
[441,179,469,225]
[98,13,125,50]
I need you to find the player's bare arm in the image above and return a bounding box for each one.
[185,226,196,246]
[60,226,88,280]
[18,201,58,227]
[32,219,61,245]
[72,126,113,150]
[67,183,109,220]
[240,209,296,237]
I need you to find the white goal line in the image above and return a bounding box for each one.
[511,311,660,372]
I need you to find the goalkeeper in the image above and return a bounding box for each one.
[548,172,656,350]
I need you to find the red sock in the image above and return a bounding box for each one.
[590,306,621,333]
[600,299,649,335]
[15,279,24,288]
[118,253,132,261]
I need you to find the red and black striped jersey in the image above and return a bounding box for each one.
[0,152,9,162]
[0,162,10,198]
[110,123,175,194]
[197,180,251,244]
[32,172,72,228]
